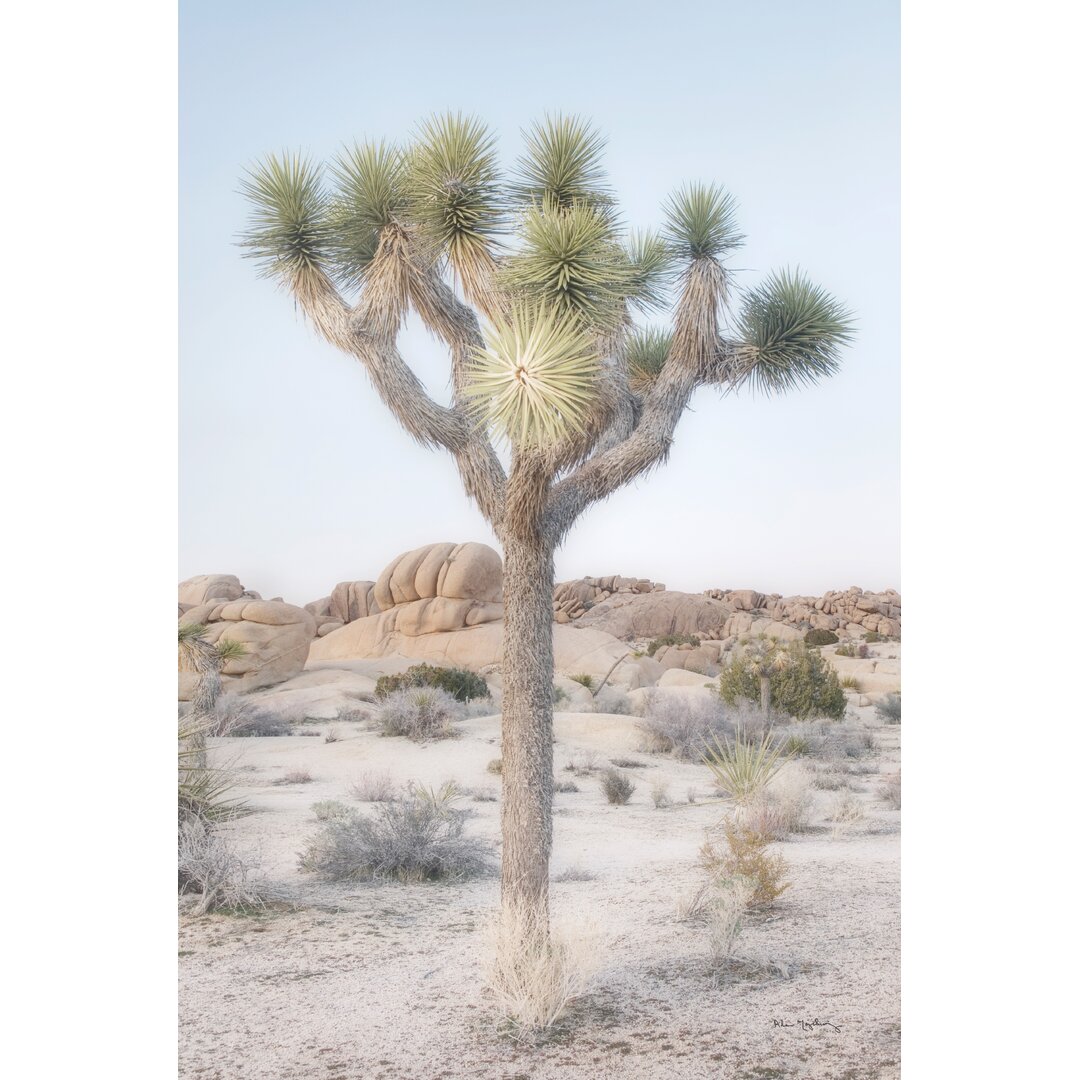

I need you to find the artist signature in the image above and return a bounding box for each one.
[772,1017,842,1033]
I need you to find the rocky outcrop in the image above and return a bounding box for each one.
[705,586,902,638]
[553,575,664,622]
[178,574,261,611]
[573,590,732,641]
[178,599,317,697]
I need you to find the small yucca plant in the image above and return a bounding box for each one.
[702,730,790,804]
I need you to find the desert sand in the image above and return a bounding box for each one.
[179,690,900,1080]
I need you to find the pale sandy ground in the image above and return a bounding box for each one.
[180,703,900,1080]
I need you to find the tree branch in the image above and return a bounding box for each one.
[291,269,507,527]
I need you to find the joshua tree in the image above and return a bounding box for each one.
[742,638,794,717]
[178,623,247,766]
[239,114,853,940]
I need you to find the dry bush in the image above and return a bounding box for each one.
[600,768,635,805]
[701,822,791,908]
[609,756,646,768]
[485,908,601,1036]
[827,791,867,833]
[590,686,632,715]
[274,768,313,786]
[686,787,698,804]
[552,865,595,882]
[881,769,901,809]
[312,799,352,821]
[178,818,266,915]
[553,779,579,794]
[840,675,862,691]
[206,698,292,738]
[486,757,503,775]
[735,762,813,839]
[876,693,901,724]
[808,764,855,791]
[563,749,600,776]
[376,686,464,741]
[706,876,755,967]
[299,783,493,883]
[464,695,501,718]
[568,673,595,690]
[650,779,672,808]
[347,771,398,802]
[323,727,343,743]
[637,693,735,760]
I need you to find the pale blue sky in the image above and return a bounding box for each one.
[180,0,898,605]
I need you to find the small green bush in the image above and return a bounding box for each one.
[719,643,846,721]
[835,643,870,659]
[374,663,488,703]
[875,693,901,724]
[600,768,636,805]
[568,673,595,690]
[804,628,839,647]
[863,630,885,643]
[646,633,701,657]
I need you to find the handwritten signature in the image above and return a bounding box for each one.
[772,1017,842,1034]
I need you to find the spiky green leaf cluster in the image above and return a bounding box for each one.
[178,622,207,645]
[406,113,505,277]
[215,638,248,664]
[624,230,673,313]
[501,197,638,329]
[663,183,744,261]
[326,141,406,289]
[239,154,331,282]
[464,305,600,446]
[734,269,854,393]
[625,326,673,392]
[702,730,790,805]
[511,115,612,210]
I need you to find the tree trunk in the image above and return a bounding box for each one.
[499,532,555,931]
[760,675,772,718]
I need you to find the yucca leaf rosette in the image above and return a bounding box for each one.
[465,306,600,446]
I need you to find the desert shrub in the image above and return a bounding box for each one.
[464,695,500,718]
[601,768,636,805]
[554,779,580,793]
[486,757,503,775]
[840,675,862,691]
[701,822,791,908]
[591,686,632,715]
[702,730,790,804]
[564,749,599,775]
[323,727,342,743]
[804,628,839,647]
[687,786,698,804]
[552,865,595,882]
[781,734,811,757]
[646,633,701,657]
[568,673,594,690]
[485,908,601,1035]
[637,693,735,760]
[650,780,672,808]
[881,770,901,809]
[374,663,488,703]
[835,642,871,659]
[206,698,292,738]
[863,630,885,643]
[347,770,398,802]
[875,693,902,724]
[178,818,265,915]
[274,768,313,785]
[719,643,846,721]
[827,791,866,832]
[553,684,569,706]
[609,756,646,768]
[735,763,813,840]
[298,782,493,882]
[470,788,497,803]
[705,876,755,966]
[377,686,463,741]
[312,799,352,821]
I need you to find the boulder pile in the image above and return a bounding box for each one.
[704,586,901,638]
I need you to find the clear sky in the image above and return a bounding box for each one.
[180,0,898,606]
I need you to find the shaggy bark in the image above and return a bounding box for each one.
[498,531,556,926]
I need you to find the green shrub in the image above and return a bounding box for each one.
[840,675,861,691]
[875,692,901,724]
[646,633,701,657]
[804,628,839,647]
[863,630,885,643]
[568,673,594,690]
[719,643,846,721]
[374,663,488,703]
